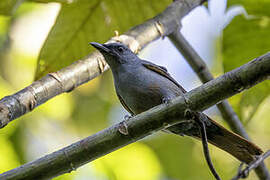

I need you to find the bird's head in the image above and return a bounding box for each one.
[90,42,138,69]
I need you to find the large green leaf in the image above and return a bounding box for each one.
[222,0,270,123]
[0,0,23,15]
[239,81,270,124]
[35,0,171,79]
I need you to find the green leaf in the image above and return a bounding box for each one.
[222,0,270,122]
[35,0,171,79]
[0,0,23,15]
[239,81,270,123]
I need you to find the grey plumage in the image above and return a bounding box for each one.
[115,60,183,115]
[90,42,263,164]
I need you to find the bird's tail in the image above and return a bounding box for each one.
[167,114,263,164]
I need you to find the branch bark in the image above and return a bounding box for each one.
[232,150,270,180]
[0,0,206,128]
[0,52,269,180]
[168,31,270,180]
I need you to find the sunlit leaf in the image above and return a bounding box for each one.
[93,142,162,180]
[223,0,270,122]
[0,137,20,171]
[240,81,270,123]
[35,0,171,79]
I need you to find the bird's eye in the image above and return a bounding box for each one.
[118,46,124,53]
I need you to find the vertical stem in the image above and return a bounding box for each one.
[168,30,270,180]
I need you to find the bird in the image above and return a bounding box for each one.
[90,42,262,176]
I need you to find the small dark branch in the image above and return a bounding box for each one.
[232,150,270,180]
[168,31,270,179]
[168,31,248,137]
[0,52,269,180]
[184,110,221,180]
[0,0,205,129]
[196,113,221,180]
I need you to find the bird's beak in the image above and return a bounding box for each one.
[90,42,111,54]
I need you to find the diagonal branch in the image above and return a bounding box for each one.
[0,52,269,180]
[168,31,270,180]
[232,150,270,180]
[0,0,206,129]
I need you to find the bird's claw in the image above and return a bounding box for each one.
[184,110,211,126]
[198,113,211,126]
[124,115,133,121]
[162,97,171,105]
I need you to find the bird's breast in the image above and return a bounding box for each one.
[117,80,163,114]
[114,67,180,114]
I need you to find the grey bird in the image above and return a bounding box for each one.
[90,42,262,170]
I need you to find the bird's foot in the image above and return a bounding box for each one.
[184,110,211,126]
[198,113,211,126]
[162,97,172,105]
[124,114,133,121]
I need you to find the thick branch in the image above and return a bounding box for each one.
[1,52,269,180]
[0,0,206,128]
[168,31,270,180]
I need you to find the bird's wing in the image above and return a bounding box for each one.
[116,92,135,115]
[141,60,187,93]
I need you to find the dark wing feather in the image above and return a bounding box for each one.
[116,92,135,115]
[141,60,187,93]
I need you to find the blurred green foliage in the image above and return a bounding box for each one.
[94,142,162,180]
[0,0,21,15]
[223,0,270,124]
[0,0,269,180]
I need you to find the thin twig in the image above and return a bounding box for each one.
[196,113,221,180]
[168,30,270,180]
[232,150,270,180]
[0,52,269,180]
